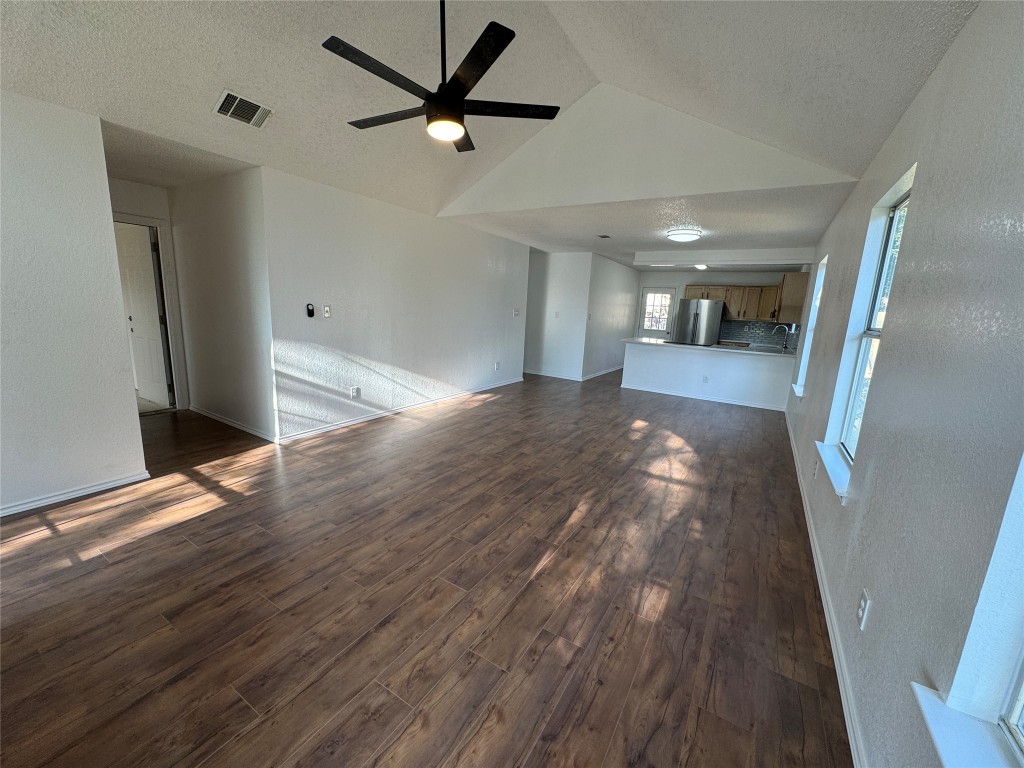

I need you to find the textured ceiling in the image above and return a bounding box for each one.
[101,122,253,188]
[449,182,856,258]
[0,1,597,214]
[0,1,976,257]
[545,0,976,177]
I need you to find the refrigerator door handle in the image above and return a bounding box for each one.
[691,312,699,344]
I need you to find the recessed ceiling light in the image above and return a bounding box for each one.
[694,264,708,270]
[667,227,702,243]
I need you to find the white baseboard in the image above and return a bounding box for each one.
[582,365,623,381]
[620,383,786,411]
[278,377,524,443]
[522,369,583,382]
[189,406,278,443]
[0,470,151,518]
[785,411,867,767]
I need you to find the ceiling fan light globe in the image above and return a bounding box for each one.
[426,117,465,141]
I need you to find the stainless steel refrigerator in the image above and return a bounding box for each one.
[671,299,724,346]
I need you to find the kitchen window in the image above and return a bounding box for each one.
[839,194,909,459]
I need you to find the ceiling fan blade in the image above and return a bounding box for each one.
[453,131,475,152]
[464,100,559,120]
[323,36,430,101]
[349,106,427,129]
[442,22,515,100]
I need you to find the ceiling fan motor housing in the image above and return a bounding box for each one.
[425,95,465,128]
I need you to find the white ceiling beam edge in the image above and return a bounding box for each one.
[633,247,816,268]
[440,84,854,218]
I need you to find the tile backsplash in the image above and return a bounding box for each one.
[719,320,802,350]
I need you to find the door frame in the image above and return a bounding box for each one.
[636,286,678,339]
[113,212,189,410]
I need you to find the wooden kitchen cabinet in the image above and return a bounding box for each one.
[757,286,780,321]
[724,287,744,319]
[777,272,810,323]
[704,286,728,301]
[739,287,762,320]
[683,285,704,300]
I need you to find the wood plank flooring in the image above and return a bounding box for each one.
[0,372,852,767]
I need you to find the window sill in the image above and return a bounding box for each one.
[913,683,1022,767]
[815,441,850,505]
[792,383,805,399]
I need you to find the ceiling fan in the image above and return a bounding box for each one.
[322,0,559,152]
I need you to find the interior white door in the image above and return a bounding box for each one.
[637,287,677,340]
[114,223,170,408]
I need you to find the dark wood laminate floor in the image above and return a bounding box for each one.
[0,372,852,768]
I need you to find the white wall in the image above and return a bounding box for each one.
[169,168,276,439]
[260,167,529,440]
[0,91,147,514]
[583,254,639,378]
[785,4,1024,765]
[523,251,592,380]
[108,178,170,221]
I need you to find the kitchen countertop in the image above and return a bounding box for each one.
[624,337,797,357]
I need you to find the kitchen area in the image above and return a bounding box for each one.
[621,270,809,410]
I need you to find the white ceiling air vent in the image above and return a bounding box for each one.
[215,90,272,128]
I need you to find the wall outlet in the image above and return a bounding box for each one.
[512,308,520,318]
[857,589,872,631]
[814,460,820,479]
[494,362,501,371]
[554,310,560,319]
[702,375,710,384]
[350,386,360,399]
[323,305,331,318]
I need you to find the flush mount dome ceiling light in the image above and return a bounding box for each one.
[666,227,702,243]
[694,264,708,270]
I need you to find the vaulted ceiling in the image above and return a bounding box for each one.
[0,1,976,261]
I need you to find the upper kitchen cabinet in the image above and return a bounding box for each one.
[724,286,745,319]
[739,287,762,320]
[777,272,810,323]
[757,286,780,321]
[684,285,728,301]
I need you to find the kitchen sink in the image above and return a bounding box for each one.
[749,344,785,353]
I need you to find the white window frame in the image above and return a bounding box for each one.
[793,255,827,398]
[817,165,915,502]
[636,287,676,338]
[838,192,908,460]
[914,452,1024,767]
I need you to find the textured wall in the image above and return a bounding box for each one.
[785,4,1024,765]
[260,168,529,440]
[108,178,170,221]
[523,251,592,380]
[0,91,146,513]
[582,254,639,378]
[169,169,277,439]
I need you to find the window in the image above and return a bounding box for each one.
[839,195,909,459]
[794,256,827,397]
[1003,666,1024,759]
[639,288,675,335]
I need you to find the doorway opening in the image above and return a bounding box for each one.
[114,221,176,414]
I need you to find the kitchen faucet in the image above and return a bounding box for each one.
[772,324,791,350]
